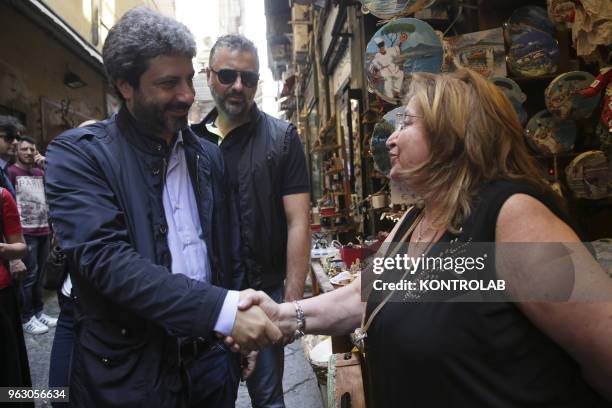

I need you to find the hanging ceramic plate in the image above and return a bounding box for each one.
[371,107,404,176]
[544,71,601,120]
[565,150,611,199]
[491,77,528,125]
[525,110,576,155]
[507,31,559,77]
[547,0,576,29]
[365,18,443,103]
[359,0,428,20]
[443,28,507,78]
[504,6,556,44]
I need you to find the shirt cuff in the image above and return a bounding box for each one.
[213,290,239,336]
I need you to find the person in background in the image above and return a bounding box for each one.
[8,136,56,335]
[192,34,311,408]
[0,181,31,407]
[234,69,612,406]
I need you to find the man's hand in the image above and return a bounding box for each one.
[230,290,282,352]
[225,290,297,352]
[34,153,46,168]
[9,259,27,281]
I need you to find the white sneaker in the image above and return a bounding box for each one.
[23,316,48,335]
[37,313,58,328]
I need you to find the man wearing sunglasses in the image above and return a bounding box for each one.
[192,35,311,408]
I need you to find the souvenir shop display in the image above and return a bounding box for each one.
[525,110,577,155]
[545,71,601,120]
[566,150,611,199]
[442,28,507,78]
[365,18,443,103]
[492,77,528,125]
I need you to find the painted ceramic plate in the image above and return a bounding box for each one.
[371,107,404,176]
[507,31,559,77]
[491,77,528,124]
[525,110,576,155]
[365,18,442,103]
[359,0,429,19]
[504,6,556,44]
[545,71,601,120]
[443,28,507,78]
[566,150,611,199]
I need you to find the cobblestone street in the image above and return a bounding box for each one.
[25,290,324,408]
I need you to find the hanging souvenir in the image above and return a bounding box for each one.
[579,66,612,134]
[507,30,560,77]
[504,6,556,44]
[365,18,443,103]
[491,77,528,125]
[545,71,601,120]
[525,110,577,155]
[443,28,507,78]
[547,0,576,29]
[359,0,429,20]
[371,107,404,176]
[565,150,611,199]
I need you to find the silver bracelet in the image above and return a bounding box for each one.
[293,301,305,340]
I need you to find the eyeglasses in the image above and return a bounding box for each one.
[395,112,423,132]
[210,68,260,88]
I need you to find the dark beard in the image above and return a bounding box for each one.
[210,87,250,118]
[132,93,189,137]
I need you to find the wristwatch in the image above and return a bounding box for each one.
[293,301,305,340]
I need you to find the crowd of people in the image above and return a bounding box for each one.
[1,5,611,408]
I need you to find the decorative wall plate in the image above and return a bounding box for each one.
[525,110,576,155]
[545,71,601,119]
[371,107,404,176]
[566,150,611,199]
[504,6,556,44]
[365,18,442,103]
[491,77,528,124]
[443,28,507,78]
[359,0,428,20]
[507,30,559,77]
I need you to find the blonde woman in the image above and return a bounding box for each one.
[233,69,612,406]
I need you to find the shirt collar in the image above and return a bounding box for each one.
[0,158,7,170]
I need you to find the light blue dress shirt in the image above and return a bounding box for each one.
[163,131,238,336]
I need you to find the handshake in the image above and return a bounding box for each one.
[222,289,300,354]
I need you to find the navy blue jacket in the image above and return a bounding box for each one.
[45,108,243,407]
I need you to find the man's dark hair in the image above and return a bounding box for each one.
[18,136,36,146]
[209,34,259,71]
[102,7,196,100]
[0,115,20,138]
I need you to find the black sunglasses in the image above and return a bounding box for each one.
[210,68,259,88]
[0,134,16,143]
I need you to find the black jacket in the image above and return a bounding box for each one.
[192,106,292,289]
[45,107,243,407]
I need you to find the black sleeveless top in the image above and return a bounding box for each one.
[365,179,609,407]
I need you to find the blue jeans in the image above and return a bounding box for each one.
[246,285,285,408]
[19,234,50,322]
[49,292,73,407]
